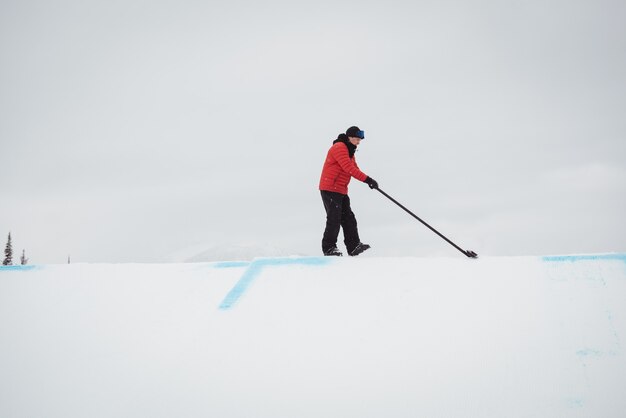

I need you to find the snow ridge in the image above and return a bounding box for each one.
[1,254,625,417]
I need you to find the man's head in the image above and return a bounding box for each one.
[346,126,365,146]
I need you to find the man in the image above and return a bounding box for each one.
[319,126,378,256]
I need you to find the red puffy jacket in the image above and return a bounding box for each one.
[319,141,368,195]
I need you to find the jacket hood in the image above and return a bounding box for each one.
[333,133,357,158]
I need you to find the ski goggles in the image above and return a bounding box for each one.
[356,130,365,139]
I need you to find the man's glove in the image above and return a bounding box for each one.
[365,176,379,190]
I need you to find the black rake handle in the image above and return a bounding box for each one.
[375,187,478,258]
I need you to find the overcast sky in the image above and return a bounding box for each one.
[1,0,625,263]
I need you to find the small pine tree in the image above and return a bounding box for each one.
[20,249,28,265]
[3,232,13,266]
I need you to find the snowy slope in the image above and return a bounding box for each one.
[1,254,625,418]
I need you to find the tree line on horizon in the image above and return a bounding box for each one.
[3,232,29,266]
[3,232,71,265]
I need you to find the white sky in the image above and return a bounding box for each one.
[1,0,625,263]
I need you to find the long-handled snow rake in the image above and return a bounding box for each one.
[376,188,478,258]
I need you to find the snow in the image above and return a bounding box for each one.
[1,254,625,417]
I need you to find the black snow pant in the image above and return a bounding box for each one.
[321,190,360,254]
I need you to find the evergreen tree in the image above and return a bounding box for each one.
[3,232,13,266]
[20,249,28,265]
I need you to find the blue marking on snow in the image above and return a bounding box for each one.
[542,254,626,264]
[213,261,251,268]
[219,262,265,310]
[0,265,38,272]
[564,397,585,408]
[576,348,602,357]
[218,257,332,310]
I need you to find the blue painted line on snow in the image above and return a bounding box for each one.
[542,254,626,264]
[0,265,38,272]
[213,261,251,268]
[219,262,266,310]
[576,348,601,357]
[218,257,332,310]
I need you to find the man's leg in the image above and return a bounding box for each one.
[340,194,361,253]
[321,191,343,254]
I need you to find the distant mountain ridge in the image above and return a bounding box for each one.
[184,244,296,262]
